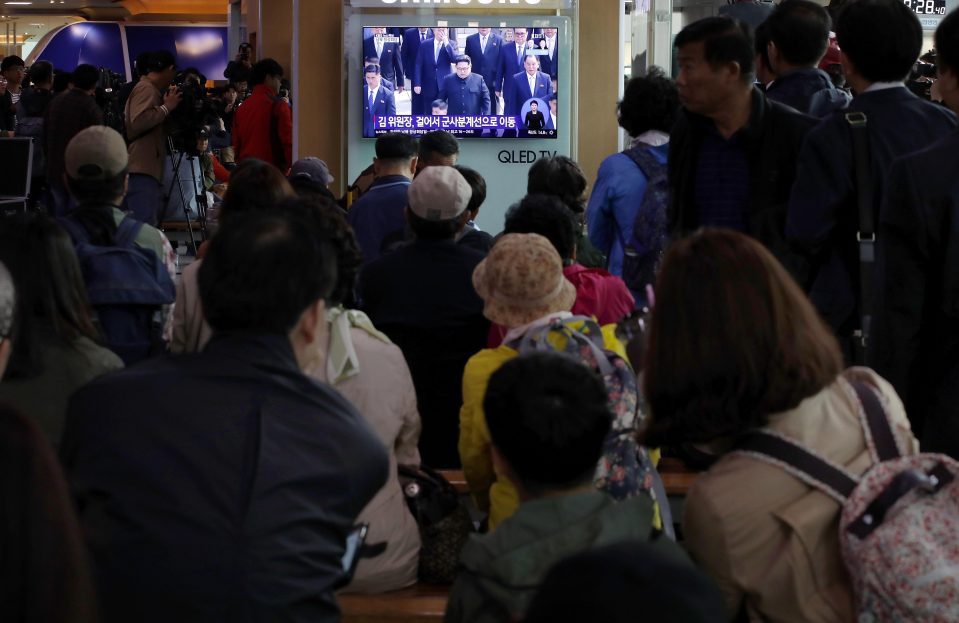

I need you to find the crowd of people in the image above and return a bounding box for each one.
[2,0,959,621]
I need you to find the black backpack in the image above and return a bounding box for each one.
[60,215,175,365]
[619,145,669,302]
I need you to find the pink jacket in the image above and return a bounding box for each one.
[487,264,635,347]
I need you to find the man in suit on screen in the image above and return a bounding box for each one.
[363,65,396,138]
[413,27,456,117]
[438,55,491,116]
[465,27,504,111]
[510,54,553,116]
[403,27,432,114]
[363,27,405,91]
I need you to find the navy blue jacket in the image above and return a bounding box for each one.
[402,28,432,85]
[870,130,959,457]
[764,68,850,118]
[787,87,957,334]
[346,174,411,264]
[363,36,404,85]
[438,72,491,116]
[669,88,817,279]
[60,333,388,623]
[413,39,457,104]
[362,84,396,138]
[464,32,504,100]
[359,239,488,467]
[509,70,553,116]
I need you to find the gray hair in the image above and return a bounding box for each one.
[0,261,14,338]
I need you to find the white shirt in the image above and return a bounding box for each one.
[546,35,555,60]
[527,72,537,97]
[864,81,905,93]
[375,37,383,59]
[480,34,488,54]
[434,39,443,63]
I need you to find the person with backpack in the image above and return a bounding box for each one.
[642,229,920,623]
[59,126,176,365]
[15,60,54,209]
[447,352,688,623]
[587,67,678,307]
[461,233,664,531]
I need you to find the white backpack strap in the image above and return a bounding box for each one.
[735,430,860,504]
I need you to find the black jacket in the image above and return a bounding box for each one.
[870,130,959,457]
[787,87,957,334]
[764,67,850,118]
[60,333,388,622]
[669,88,816,279]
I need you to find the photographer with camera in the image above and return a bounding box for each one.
[123,50,183,225]
[232,58,293,173]
[224,43,253,85]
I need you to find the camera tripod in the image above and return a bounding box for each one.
[164,135,209,253]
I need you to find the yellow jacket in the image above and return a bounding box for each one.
[459,323,635,529]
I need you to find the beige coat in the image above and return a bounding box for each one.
[683,368,918,623]
[125,77,168,182]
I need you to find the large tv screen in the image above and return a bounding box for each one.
[361,25,559,138]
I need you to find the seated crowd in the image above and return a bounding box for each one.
[3,2,959,622]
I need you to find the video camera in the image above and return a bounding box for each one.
[95,68,127,135]
[167,69,227,155]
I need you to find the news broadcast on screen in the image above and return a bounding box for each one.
[361,25,559,138]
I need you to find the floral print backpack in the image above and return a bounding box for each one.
[736,380,959,622]
[511,316,674,538]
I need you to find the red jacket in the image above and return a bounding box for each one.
[487,264,636,347]
[232,84,293,172]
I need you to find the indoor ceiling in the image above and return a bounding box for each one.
[0,0,227,20]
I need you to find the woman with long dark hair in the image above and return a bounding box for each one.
[0,213,122,447]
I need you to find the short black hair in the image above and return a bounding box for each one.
[618,66,679,136]
[454,165,487,218]
[407,210,463,241]
[431,99,448,111]
[1,56,25,72]
[364,64,381,75]
[527,155,588,215]
[504,194,577,261]
[199,211,337,335]
[375,132,418,161]
[766,0,831,67]
[835,0,921,83]
[754,20,773,72]
[674,16,755,83]
[484,353,611,494]
[418,130,459,160]
[66,170,128,206]
[273,197,362,308]
[936,6,959,75]
[146,50,176,74]
[250,58,284,86]
[454,54,472,65]
[134,51,152,77]
[70,64,99,91]
[27,61,53,86]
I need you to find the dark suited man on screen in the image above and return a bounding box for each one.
[363,65,396,138]
[510,54,553,115]
[403,27,432,113]
[438,55,491,115]
[496,27,532,117]
[465,27,504,110]
[363,27,404,91]
[533,27,559,81]
[413,27,456,116]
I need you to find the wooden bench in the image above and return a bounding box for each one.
[341,462,700,622]
[340,584,449,623]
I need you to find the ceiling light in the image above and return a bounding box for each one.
[3,2,34,6]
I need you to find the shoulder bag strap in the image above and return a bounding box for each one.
[845,111,874,364]
[736,431,859,504]
[115,215,146,249]
[847,379,901,462]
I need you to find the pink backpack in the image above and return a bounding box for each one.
[736,379,959,622]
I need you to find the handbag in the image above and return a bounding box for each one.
[398,464,474,584]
